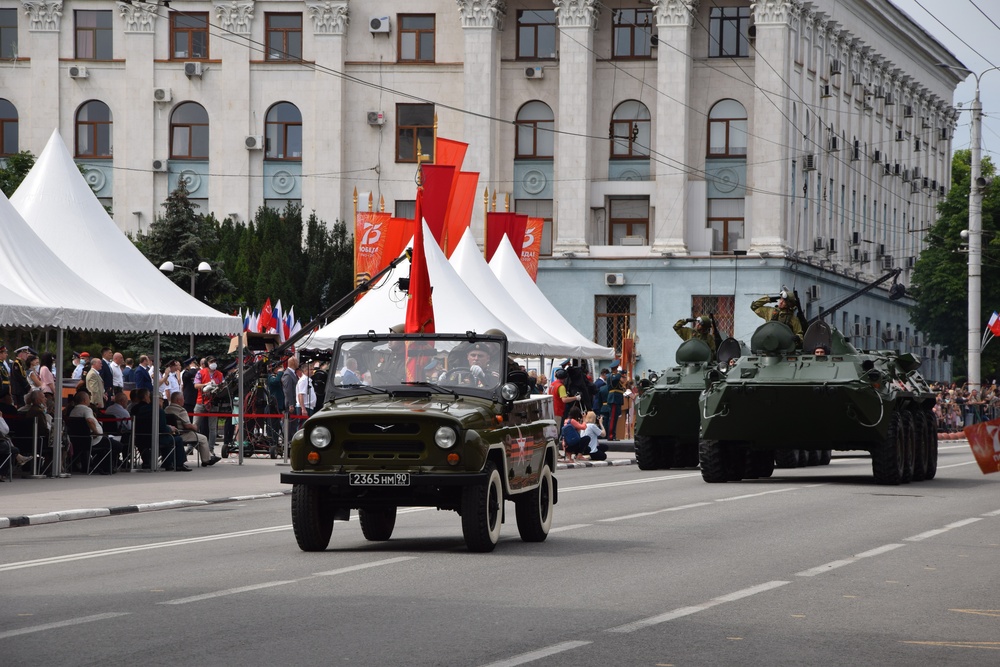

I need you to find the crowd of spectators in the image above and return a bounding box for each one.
[931,381,1000,432]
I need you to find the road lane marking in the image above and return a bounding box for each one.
[314,556,417,577]
[715,487,801,502]
[0,525,292,572]
[559,473,701,494]
[796,544,906,577]
[600,502,712,522]
[549,524,590,533]
[606,581,790,634]
[162,580,297,605]
[904,518,983,542]
[0,612,129,640]
[902,641,1000,650]
[937,461,979,469]
[982,509,1000,517]
[479,640,591,667]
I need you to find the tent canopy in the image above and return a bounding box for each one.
[11,130,241,335]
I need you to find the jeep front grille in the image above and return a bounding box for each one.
[342,440,426,460]
[348,421,421,435]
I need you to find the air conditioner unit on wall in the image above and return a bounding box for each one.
[880,255,894,271]
[605,273,625,286]
[803,154,816,171]
[152,159,168,172]
[814,237,826,251]
[367,110,385,125]
[830,59,842,76]
[525,66,544,79]
[245,135,264,150]
[808,285,820,300]
[68,65,88,79]
[153,87,172,103]
[369,16,390,33]
[184,62,203,77]
[828,136,840,151]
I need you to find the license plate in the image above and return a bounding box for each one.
[349,472,411,486]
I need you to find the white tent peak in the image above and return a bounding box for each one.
[12,129,241,335]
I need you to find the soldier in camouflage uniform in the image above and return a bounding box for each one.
[751,291,804,342]
[673,316,717,354]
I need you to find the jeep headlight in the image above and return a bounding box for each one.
[434,426,458,449]
[310,426,332,449]
[500,382,520,402]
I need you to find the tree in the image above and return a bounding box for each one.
[0,151,35,197]
[910,149,1000,381]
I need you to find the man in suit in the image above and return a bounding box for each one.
[281,357,300,434]
[133,355,154,394]
[86,358,107,410]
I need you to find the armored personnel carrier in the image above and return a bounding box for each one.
[698,270,937,485]
[634,337,747,470]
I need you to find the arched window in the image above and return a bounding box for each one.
[76,100,112,158]
[515,101,554,159]
[610,100,650,158]
[0,98,18,156]
[707,99,747,157]
[170,102,209,159]
[265,102,302,160]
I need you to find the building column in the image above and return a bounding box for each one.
[457,0,504,243]
[748,0,795,254]
[306,1,348,226]
[21,1,62,150]
[651,0,697,254]
[117,0,160,232]
[553,0,599,255]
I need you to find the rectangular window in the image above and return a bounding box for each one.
[266,13,302,61]
[171,12,209,60]
[612,9,654,59]
[395,200,415,220]
[595,294,636,353]
[517,10,556,60]
[396,103,435,163]
[398,14,434,63]
[75,10,113,60]
[608,198,649,245]
[0,9,15,60]
[709,7,750,58]
[515,199,553,257]
[707,199,745,253]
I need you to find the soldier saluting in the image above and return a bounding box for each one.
[751,289,804,343]
[673,315,718,354]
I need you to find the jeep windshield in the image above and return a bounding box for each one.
[325,333,507,402]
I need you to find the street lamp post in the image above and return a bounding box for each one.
[938,64,1000,392]
[159,260,212,358]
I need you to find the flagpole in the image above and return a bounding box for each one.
[483,187,489,260]
[353,187,358,288]
[432,114,438,164]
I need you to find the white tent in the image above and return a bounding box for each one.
[11,130,241,335]
[0,283,98,329]
[490,237,615,359]
[448,229,580,358]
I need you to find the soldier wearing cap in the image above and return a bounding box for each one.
[751,290,804,341]
[674,315,717,354]
[0,345,9,400]
[465,343,500,387]
[181,356,200,413]
[9,346,32,407]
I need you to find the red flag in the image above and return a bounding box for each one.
[518,217,544,281]
[485,212,529,262]
[419,164,455,248]
[435,137,468,170]
[444,172,479,257]
[355,211,391,289]
[405,191,435,334]
[259,298,274,333]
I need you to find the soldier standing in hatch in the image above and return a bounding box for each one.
[673,316,717,355]
[751,290,804,343]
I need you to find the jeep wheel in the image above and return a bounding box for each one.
[635,435,665,470]
[291,484,334,551]
[699,440,727,483]
[872,411,905,485]
[515,465,553,542]
[462,461,503,552]
[359,507,397,541]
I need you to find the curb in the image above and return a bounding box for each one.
[0,462,637,530]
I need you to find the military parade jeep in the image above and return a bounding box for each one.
[280,332,559,552]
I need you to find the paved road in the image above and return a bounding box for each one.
[1,443,997,666]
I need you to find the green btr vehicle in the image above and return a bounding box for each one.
[280,332,559,552]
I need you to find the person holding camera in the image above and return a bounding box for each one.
[580,411,609,461]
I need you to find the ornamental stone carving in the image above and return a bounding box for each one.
[118,1,158,33]
[307,1,348,35]
[751,1,795,27]
[21,0,62,31]
[554,0,599,29]
[456,0,506,29]
[651,0,698,28]
[215,1,254,35]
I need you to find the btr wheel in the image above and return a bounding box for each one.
[515,464,553,542]
[818,450,833,465]
[872,411,905,485]
[900,412,915,484]
[699,440,728,483]
[462,461,503,552]
[359,507,397,541]
[635,435,665,470]
[923,411,939,480]
[674,440,699,468]
[774,450,799,468]
[911,411,929,482]
[291,484,334,552]
[748,450,775,478]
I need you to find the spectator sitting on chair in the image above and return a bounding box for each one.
[166,391,219,467]
[130,388,190,471]
[67,389,113,473]
[104,390,133,468]
[0,414,34,480]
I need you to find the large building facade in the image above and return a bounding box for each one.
[0,0,962,378]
